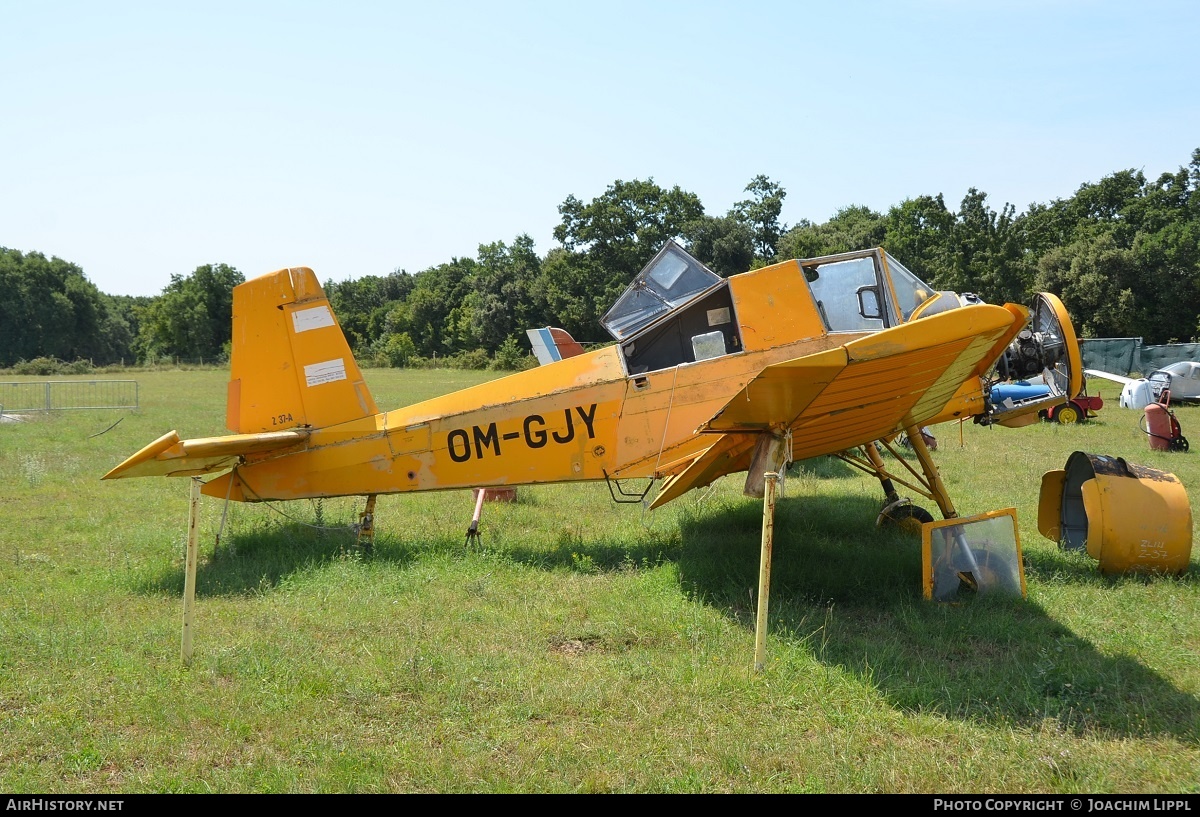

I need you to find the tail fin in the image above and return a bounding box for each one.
[226,267,378,433]
[526,327,586,365]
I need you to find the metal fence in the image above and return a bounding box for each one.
[0,380,139,414]
[1080,339,1200,377]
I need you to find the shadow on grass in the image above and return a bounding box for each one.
[135,519,450,598]
[135,483,1199,743]
[674,494,1200,742]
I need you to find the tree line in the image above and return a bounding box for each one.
[3,148,1198,371]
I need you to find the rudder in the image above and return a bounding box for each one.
[226,267,378,433]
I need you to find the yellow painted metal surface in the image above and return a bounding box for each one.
[181,478,201,665]
[1038,452,1192,575]
[102,429,309,479]
[104,244,1082,519]
[706,306,1017,463]
[727,260,827,351]
[650,433,758,509]
[1037,468,1068,542]
[1045,293,1083,400]
[227,266,377,433]
[754,472,778,672]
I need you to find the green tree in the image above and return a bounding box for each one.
[881,194,956,285]
[730,174,787,261]
[325,270,414,354]
[403,257,477,357]
[1026,149,1200,342]
[1033,235,1139,339]
[0,248,117,367]
[376,332,417,367]
[94,294,142,365]
[553,178,705,283]
[939,189,1031,304]
[776,205,886,260]
[135,263,244,362]
[529,248,610,342]
[457,235,542,351]
[684,215,754,277]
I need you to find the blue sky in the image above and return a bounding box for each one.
[3,1,1197,297]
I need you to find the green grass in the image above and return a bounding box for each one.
[0,369,1197,793]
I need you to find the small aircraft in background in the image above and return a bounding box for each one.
[104,241,1083,602]
[1086,360,1200,408]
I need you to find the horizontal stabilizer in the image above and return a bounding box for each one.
[102,429,308,480]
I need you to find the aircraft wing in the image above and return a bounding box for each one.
[645,305,1023,509]
[706,304,1021,451]
[1085,368,1136,386]
[649,433,758,509]
[102,429,309,479]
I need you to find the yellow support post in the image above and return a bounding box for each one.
[182,477,201,666]
[754,472,779,673]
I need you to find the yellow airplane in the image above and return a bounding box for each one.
[104,241,1082,600]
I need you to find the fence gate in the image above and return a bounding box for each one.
[0,380,139,414]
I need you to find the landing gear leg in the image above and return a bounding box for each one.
[902,423,955,519]
[465,488,487,547]
[864,441,935,533]
[903,423,981,590]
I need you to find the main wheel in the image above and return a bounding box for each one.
[1054,403,1082,424]
[878,500,935,535]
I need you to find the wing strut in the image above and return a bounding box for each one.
[835,423,961,528]
[837,425,982,594]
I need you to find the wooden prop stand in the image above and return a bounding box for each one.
[182,477,201,666]
[754,472,779,672]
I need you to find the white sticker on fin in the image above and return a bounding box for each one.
[305,358,347,387]
[292,306,336,333]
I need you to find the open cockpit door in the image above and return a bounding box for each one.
[604,241,742,374]
[600,241,724,341]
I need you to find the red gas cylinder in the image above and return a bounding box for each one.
[1143,390,1184,452]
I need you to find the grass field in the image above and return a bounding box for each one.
[0,368,1197,793]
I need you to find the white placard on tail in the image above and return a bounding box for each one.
[292,306,336,334]
[305,358,347,387]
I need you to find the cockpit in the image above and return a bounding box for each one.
[601,242,942,375]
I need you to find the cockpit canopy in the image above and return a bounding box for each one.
[597,241,1081,426]
[800,248,938,331]
[600,242,724,341]
[601,241,940,346]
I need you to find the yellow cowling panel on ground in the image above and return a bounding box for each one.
[1080,467,1192,574]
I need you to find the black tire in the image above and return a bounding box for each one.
[881,502,935,535]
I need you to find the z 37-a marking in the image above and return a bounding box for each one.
[446,405,597,463]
